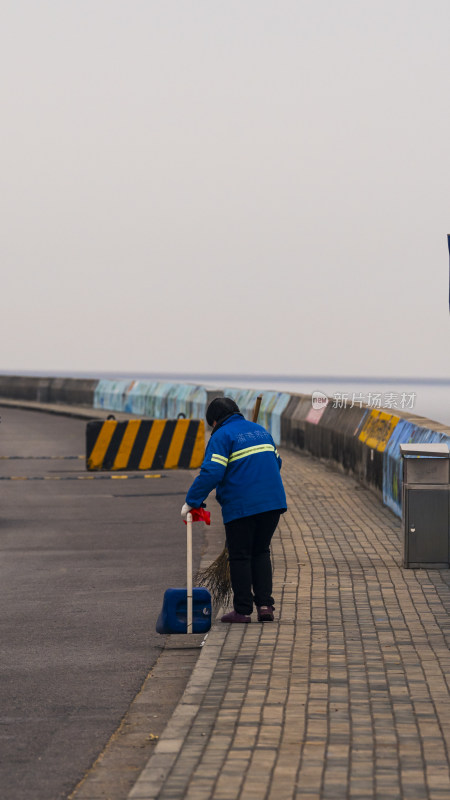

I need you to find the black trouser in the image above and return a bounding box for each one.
[224,509,281,615]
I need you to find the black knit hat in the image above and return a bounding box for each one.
[206,397,240,427]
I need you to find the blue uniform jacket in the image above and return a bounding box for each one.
[186,414,287,524]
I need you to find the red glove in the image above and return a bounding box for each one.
[184,508,211,525]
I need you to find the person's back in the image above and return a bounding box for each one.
[205,413,286,523]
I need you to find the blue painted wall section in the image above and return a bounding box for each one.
[383,421,450,517]
[93,379,208,421]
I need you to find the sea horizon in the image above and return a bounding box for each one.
[0,368,449,386]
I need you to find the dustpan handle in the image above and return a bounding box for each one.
[186,512,193,634]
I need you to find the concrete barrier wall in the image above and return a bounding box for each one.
[0,375,97,406]
[0,375,218,423]
[1,374,449,519]
[280,395,312,451]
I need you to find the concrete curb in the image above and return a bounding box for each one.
[68,631,208,800]
[127,624,228,800]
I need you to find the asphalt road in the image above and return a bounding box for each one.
[0,406,204,800]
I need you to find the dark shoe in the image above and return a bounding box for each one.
[257,605,274,622]
[221,610,251,623]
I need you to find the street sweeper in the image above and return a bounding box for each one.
[181,397,287,623]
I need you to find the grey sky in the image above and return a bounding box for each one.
[1,1,449,378]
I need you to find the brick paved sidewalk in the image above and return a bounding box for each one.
[128,449,450,800]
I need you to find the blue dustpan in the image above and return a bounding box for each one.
[156,512,211,635]
[156,587,211,634]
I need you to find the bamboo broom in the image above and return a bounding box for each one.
[196,395,263,608]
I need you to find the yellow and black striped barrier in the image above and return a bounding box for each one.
[86,418,205,471]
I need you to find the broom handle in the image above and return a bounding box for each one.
[186,512,193,634]
[252,395,262,423]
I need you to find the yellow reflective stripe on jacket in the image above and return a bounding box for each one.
[228,444,275,463]
[211,453,228,466]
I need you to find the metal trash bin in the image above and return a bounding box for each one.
[400,443,450,568]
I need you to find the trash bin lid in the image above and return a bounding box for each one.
[400,443,449,457]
